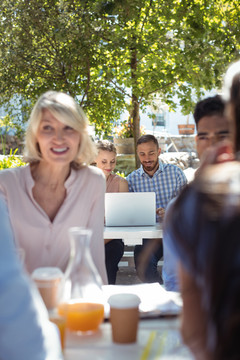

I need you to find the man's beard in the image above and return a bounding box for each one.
[142,159,159,173]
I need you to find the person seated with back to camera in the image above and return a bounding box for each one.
[95,140,129,284]
[0,198,62,360]
[0,91,108,284]
[163,94,230,291]
[163,60,240,360]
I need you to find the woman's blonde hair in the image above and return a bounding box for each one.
[24,91,97,167]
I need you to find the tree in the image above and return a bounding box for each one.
[0,0,239,166]
[95,0,240,165]
[0,0,126,134]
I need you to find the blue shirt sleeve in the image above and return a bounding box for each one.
[175,167,188,194]
[162,198,180,291]
[0,199,63,360]
[126,172,134,192]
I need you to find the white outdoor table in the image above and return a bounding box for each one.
[103,224,163,246]
[64,317,193,360]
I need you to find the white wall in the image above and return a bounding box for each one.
[120,90,220,136]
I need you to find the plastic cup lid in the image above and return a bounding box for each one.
[31,267,63,281]
[108,293,141,309]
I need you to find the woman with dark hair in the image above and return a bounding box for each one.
[164,60,240,360]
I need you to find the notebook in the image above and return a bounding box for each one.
[105,192,156,227]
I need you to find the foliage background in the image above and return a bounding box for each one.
[0,150,25,169]
[0,0,239,164]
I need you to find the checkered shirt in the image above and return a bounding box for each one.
[126,161,187,211]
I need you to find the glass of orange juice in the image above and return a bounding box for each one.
[58,300,104,333]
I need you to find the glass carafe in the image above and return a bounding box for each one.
[58,227,105,333]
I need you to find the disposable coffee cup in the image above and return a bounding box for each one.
[31,267,63,310]
[108,293,141,344]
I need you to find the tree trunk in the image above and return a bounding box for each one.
[132,94,140,168]
[130,46,140,169]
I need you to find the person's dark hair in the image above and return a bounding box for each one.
[193,95,225,128]
[96,140,117,153]
[137,134,159,149]
[167,176,240,360]
[229,73,240,152]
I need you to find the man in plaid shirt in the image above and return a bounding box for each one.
[127,134,187,283]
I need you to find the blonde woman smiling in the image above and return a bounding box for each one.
[0,91,107,284]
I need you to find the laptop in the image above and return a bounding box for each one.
[105,192,156,227]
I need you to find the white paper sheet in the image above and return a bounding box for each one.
[102,283,182,318]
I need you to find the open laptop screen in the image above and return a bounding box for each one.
[105,192,156,227]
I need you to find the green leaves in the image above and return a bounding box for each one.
[0,149,25,169]
[0,0,239,139]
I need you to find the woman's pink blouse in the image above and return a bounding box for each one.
[106,173,121,193]
[0,165,108,284]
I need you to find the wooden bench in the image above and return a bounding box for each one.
[119,245,164,268]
